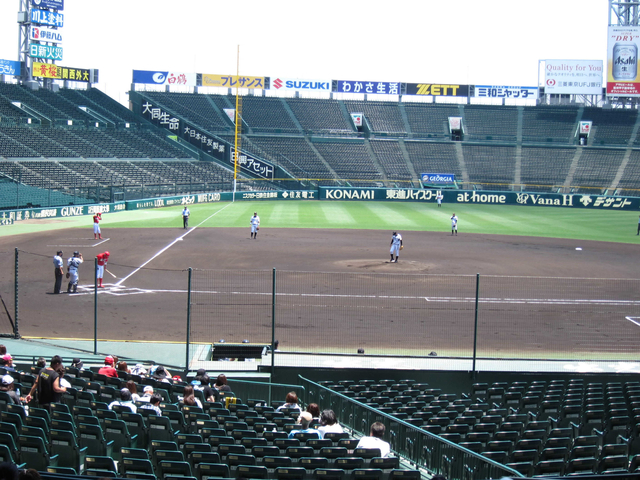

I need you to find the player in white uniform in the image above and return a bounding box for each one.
[67,251,83,293]
[436,191,443,207]
[250,212,260,239]
[389,231,403,263]
[451,213,458,236]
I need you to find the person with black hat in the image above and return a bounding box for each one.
[66,251,83,293]
[53,250,64,294]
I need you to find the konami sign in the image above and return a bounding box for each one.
[270,77,331,91]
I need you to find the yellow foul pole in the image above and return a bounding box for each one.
[233,45,241,198]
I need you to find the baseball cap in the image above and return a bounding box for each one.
[1,374,13,385]
[57,251,63,255]
[2,354,11,362]
[299,412,313,422]
[104,356,114,365]
[143,385,154,393]
[74,251,79,256]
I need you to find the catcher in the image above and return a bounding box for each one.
[66,251,83,293]
[389,231,403,263]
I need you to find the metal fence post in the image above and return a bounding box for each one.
[472,273,480,379]
[94,257,98,355]
[186,267,192,371]
[14,248,19,338]
[271,268,276,374]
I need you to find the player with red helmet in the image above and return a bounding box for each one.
[96,251,110,288]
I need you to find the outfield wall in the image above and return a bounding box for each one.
[2,186,638,226]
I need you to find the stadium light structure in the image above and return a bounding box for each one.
[17,0,31,85]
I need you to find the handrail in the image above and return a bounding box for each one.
[299,376,524,480]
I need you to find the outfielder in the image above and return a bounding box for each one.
[182,206,190,229]
[66,251,83,294]
[250,212,260,239]
[96,251,110,288]
[389,231,403,263]
[451,213,458,236]
[436,191,443,207]
[93,212,103,239]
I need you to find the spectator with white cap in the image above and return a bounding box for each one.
[0,374,23,404]
[139,385,154,402]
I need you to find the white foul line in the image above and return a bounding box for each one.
[626,317,640,327]
[115,203,233,286]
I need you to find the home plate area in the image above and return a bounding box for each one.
[72,284,182,296]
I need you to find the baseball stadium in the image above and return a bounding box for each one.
[2,1,640,479]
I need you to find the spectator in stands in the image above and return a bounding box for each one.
[0,374,23,405]
[288,411,320,439]
[306,403,320,422]
[139,393,163,415]
[130,363,147,376]
[125,380,141,402]
[26,355,66,409]
[181,385,203,408]
[214,374,231,393]
[18,469,41,480]
[70,358,84,370]
[318,409,343,438]
[151,365,172,383]
[140,385,154,402]
[194,373,217,403]
[109,388,137,413]
[98,356,118,377]
[1,355,16,373]
[276,391,301,412]
[0,462,19,480]
[356,422,391,457]
[117,361,130,374]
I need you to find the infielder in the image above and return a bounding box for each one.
[66,251,83,294]
[250,212,260,239]
[436,191,443,207]
[451,213,458,236]
[389,231,403,263]
[182,206,190,229]
[93,212,103,239]
[96,251,110,288]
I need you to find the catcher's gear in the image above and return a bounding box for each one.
[66,273,70,279]
[400,245,404,250]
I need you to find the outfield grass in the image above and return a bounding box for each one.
[2,200,640,244]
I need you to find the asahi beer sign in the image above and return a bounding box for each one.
[607,26,640,96]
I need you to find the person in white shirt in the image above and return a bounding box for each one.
[182,207,190,229]
[356,422,391,457]
[318,409,343,439]
[250,212,260,239]
[451,213,458,236]
[436,191,443,207]
[108,388,137,413]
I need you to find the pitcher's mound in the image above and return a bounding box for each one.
[335,259,435,273]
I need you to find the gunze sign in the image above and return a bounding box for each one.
[319,187,640,210]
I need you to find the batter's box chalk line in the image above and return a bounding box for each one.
[626,316,640,327]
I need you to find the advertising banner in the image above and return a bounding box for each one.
[132,70,196,87]
[270,77,331,92]
[607,26,640,96]
[32,0,64,10]
[405,83,469,96]
[351,113,363,127]
[580,121,592,135]
[335,80,401,95]
[140,99,227,162]
[29,44,62,61]
[0,59,21,76]
[30,26,63,44]
[421,173,456,185]
[474,85,538,99]
[230,147,274,180]
[32,62,90,82]
[201,74,265,89]
[319,187,640,210]
[543,60,603,95]
[30,8,63,27]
